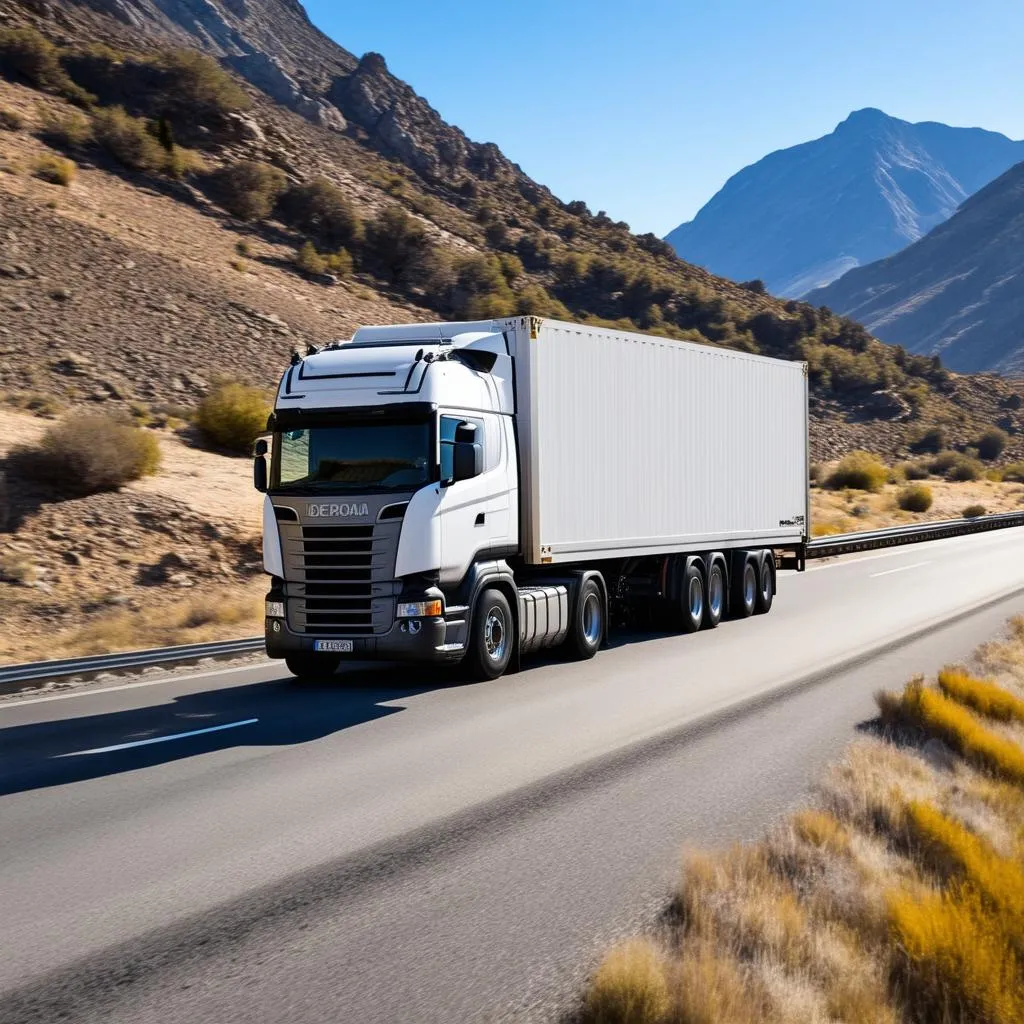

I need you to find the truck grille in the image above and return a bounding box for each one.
[299,524,377,634]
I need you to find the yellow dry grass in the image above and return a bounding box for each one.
[54,592,262,657]
[937,667,1024,723]
[580,621,1024,1024]
[584,939,670,1024]
[878,679,1024,785]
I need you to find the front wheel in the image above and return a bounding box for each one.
[285,653,341,682]
[466,588,514,680]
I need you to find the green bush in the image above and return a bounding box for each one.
[195,383,270,453]
[278,177,362,249]
[1002,462,1024,483]
[93,106,165,171]
[8,413,160,495]
[976,428,1008,461]
[910,426,947,454]
[34,154,76,186]
[962,504,987,519]
[825,451,889,492]
[209,160,287,221]
[897,484,933,512]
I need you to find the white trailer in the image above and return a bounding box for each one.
[255,316,809,681]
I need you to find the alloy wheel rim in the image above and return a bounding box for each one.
[484,607,507,661]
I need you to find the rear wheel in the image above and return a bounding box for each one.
[703,561,724,629]
[466,588,514,680]
[732,558,757,619]
[755,554,775,614]
[567,578,604,660]
[678,563,704,634]
[285,653,340,681]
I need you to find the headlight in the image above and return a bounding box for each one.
[397,599,443,618]
[266,600,286,618]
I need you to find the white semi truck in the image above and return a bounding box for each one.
[254,316,810,681]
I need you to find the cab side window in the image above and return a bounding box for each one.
[440,415,484,481]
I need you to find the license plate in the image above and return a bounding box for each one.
[315,640,354,653]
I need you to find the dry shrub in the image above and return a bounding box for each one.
[887,882,1023,1023]
[155,49,250,116]
[877,680,1024,785]
[195,382,270,453]
[93,106,165,171]
[33,153,76,185]
[41,109,93,148]
[937,668,1024,723]
[930,450,984,481]
[8,412,160,495]
[0,107,24,131]
[962,504,987,519]
[209,159,287,220]
[584,939,670,1024]
[0,26,93,105]
[826,451,889,492]
[897,460,931,481]
[279,177,363,249]
[294,240,327,276]
[1001,461,1024,483]
[897,483,932,512]
[672,942,764,1024]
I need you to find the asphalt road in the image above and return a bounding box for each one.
[2,529,1024,1024]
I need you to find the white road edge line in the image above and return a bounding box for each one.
[870,561,931,579]
[58,718,259,757]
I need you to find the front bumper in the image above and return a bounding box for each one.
[264,615,463,664]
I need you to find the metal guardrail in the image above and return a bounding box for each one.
[0,637,264,692]
[2,512,1023,691]
[805,510,1024,560]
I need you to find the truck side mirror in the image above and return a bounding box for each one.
[451,422,482,483]
[253,438,268,493]
[453,440,482,482]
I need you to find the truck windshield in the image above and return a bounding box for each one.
[272,421,432,492]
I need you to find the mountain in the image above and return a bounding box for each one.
[665,109,1024,298]
[807,161,1024,373]
[1,2,1022,465]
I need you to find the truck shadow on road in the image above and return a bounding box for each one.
[0,669,449,797]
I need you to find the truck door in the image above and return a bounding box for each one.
[438,413,508,584]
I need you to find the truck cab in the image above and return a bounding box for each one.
[257,322,525,679]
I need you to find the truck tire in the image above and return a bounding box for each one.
[285,653,340,682]
[679,563,704,634]
[703,561,724,629]
[732,557,757,619]
[567,578,604,660]
[755,553,775,614]
[466,587,514,680]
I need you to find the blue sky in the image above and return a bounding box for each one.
[303,1,1024,236]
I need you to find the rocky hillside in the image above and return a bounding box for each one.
[665,108,1024,297]
[0,2,1021,463]
[807,162,1024,374]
